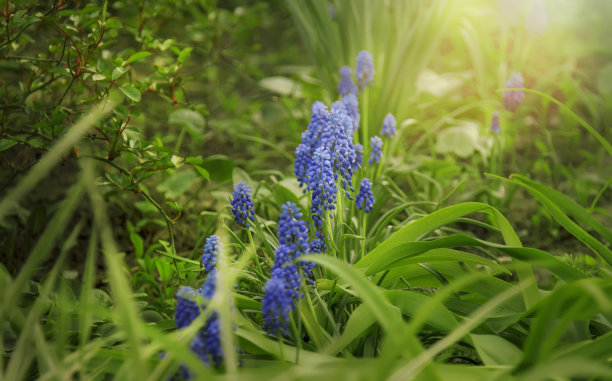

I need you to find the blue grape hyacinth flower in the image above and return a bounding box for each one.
[490,111,500,134]
[320,111,356,195]
[295,102,330,190]
[356,51,374,90]
[231,182,255,227]
[294,142,311,189]
[355,178,375,213]
[309,231,326,254]
[278,202,309,255]
[342,93,360,131]
[338,66,358,96]
[172,270,223,371]
[201,235,220,274]
[277,202,316,279]
[353,143,363,170]
[193,271,223,367]
[262,275,295,336]
[307,146,337,228]
[368,136,382,165]
[381,113,397,138]
[503,72,525,112]
[174,287,201,330]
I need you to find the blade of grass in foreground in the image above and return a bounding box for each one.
[356,202,540,308]
[388,279,533,381]
[491,174,612,267]
[0,95,119,221]
[81,160,147,378]
[509,174,612,243]
[0,178,85,325]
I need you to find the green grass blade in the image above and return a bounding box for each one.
[389,280,533,381]
[510,174,612,243]
[81,160,147,378]
[499,87,612,158]
[0,96,118,221]
[298,254,402,334]
[492,174,612,267]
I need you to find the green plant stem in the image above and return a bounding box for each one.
[174,126,186,153]
[373,139,387,183]
[290,309,301,364]
[252,216,275,263]
[79,154,181,276]
[361,88,370,146]
[360,211,367,261]
[589,178,612,212]
[336,185,344,258]
[325,214,340,257]
[246,228,265,279]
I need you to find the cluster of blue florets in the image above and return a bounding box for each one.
[338,66,358,96]
[490,111,501,134]
[169,49,408,375]
[231,182,255,227]
[356,179,375,213]
[171,269,223,377]
[296,101,358,229]
[353,143,364,170]
[201,235,219,273]
[175,287,203,330]
[381,113,397,138]
[262,202,312,336]
[343,94,360,131]
[293,51,387,239]
[307,146,338,228]
[356,51,374,90]
[278,202,310,259]
[503,72,525,112]
[262,276,294,336]
[170,232,239,377]
[369,136,382,165]
[189,271,223,367]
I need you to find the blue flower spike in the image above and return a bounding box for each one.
[262,276,295,336]
[201,235,220,274]
[355,178,375,213]
[342,93,360,131]
[381,113,397,138]
[190,270,223,368]
[353,143,364,170]
[174,287,201,330]
[503,72,525,112]
[307,146,337,228]
[231,182,256,227]
[490,111,501,134]
[368,136,382,165]
[356,51,374,90]
[338,66,358,96]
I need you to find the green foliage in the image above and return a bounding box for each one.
[1,1,612,380]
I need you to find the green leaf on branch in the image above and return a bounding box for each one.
[119,85,141,102]
[156,170,198,199]
[124,51,152,65]
[168,109,205,136]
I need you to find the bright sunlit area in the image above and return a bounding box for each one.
[1,1,611,380]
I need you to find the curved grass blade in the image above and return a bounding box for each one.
[388,280,533,381]
[499,87,612,157]
[509,174,612,243]
[492,174,612,267]
[0,96,118,221]
[362,234,584,282]
[298,254,402,334]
